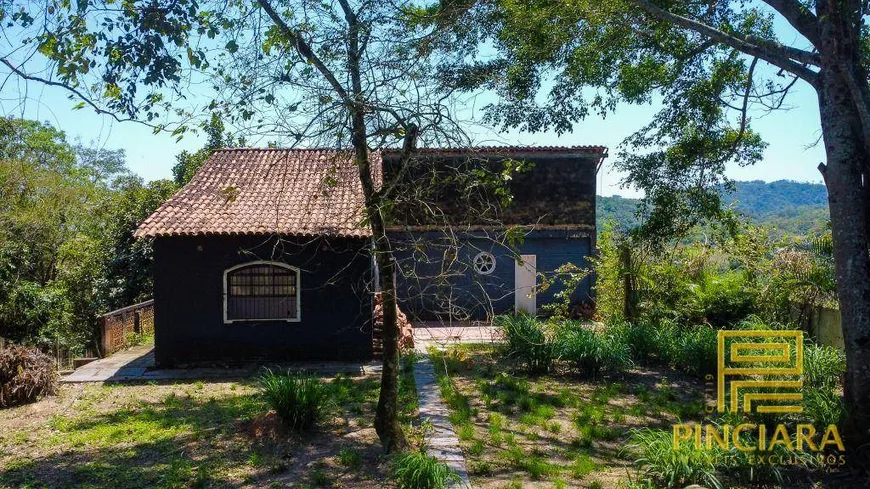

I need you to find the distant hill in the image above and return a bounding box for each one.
[597,180,829,236]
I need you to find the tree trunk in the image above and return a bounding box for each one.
[816,66,870,468]
[620,244,638,322]
[371,226,410,453]
[346,101,409,455]
[337,0,408,453]
[350,136,409,453]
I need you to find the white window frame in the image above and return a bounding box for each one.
[472,251,497,275]
[223,260,301,324]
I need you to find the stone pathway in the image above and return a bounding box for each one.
[410,322,502,487]
[413,321,502,352]
[62,344,155,382]
[62,344,379,382]
[414,356,472,489]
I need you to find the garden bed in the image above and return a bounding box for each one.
[430,343,848,489]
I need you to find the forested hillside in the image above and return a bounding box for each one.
[598,180,830,235]
[0,117,231,357]
[0,118,176,356]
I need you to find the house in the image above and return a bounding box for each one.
[135,146,605,366]
[383,147,604,321]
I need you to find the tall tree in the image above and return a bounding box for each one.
[425,0,870,464]
[0,0,474,451]
[0,117,169,355]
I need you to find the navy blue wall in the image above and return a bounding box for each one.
[152,235,373,367]
[390,230,593,320]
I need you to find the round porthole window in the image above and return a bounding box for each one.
[473,251,496,275]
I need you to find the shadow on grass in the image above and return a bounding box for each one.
[430,345,714,483]
[1,376,390,489]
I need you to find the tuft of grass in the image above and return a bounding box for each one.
[803,387,845,426]
[495,313,554,373]
[468,460,491,476]
[500,446,560,479]
[523,455,560,480]
[337,446,362,470]
[467,440,485,456]
[803,343,846,391]
[437,376,474,424]
[456,422,476,441]
[309,468,330,487]
[259,370,330,432]
[569,454,598,479]
[489,412,506,429]
[554,323,633,376]
[392,451,459,489]
[629,427,724,489]
[575,403,606,427]
[545,421,561,433]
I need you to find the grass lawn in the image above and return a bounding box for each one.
[0,366,418,489]
[430,343,842,489]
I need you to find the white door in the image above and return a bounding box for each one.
[514,254,537,315]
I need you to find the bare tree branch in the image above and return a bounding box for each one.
[761,0,820,47]
[255,0,352,105]
[634,0,820,85]
[1,57,163,130]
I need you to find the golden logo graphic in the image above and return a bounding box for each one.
[717,330,803,414]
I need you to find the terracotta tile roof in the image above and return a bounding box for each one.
[135,145,607,238]
[135,148,381,238]
[399,145,607,156]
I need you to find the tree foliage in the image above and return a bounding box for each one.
[0,0,482,451]
[172,113,242,185]
[424,0,795,239]
[0,117,175,355]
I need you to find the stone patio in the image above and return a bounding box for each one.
[61,321,498,385]
[61,343,379,382]
[412,320,502,352]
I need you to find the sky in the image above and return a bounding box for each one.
[1,75,825,199]
[0,8,826,199]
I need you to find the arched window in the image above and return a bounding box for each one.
[223,261,300,323]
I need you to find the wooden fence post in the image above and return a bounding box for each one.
[620,244,638,322]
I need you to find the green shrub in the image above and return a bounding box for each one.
[555,323,632,376]
[614,320,715,376]
[692,271,755,327]
[0,345,58,408]
[671,325,717,376]
[630,428,724,489]
[800,343,846,427]
[495,314,554,373]
[734,315,790,331]
[338,446,362,469]
[259,370,330,431]
[803,343,846,391]
[611,321,660,365]
[392,451,458,489]
[803,387,845,426]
